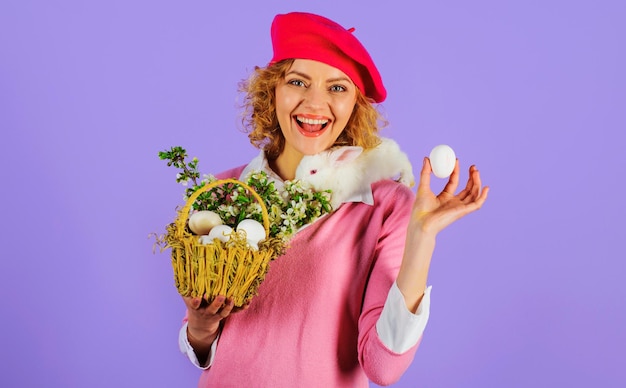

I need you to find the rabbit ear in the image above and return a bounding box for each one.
[329,146,363,165]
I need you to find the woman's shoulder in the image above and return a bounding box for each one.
[215,165,247,180]
[371,179,415,205]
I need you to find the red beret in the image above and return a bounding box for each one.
[270,12,387,103]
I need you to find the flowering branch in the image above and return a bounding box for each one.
[158,146,200,187]
[159,146,332,241]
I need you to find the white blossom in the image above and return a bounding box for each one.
[171,167,331,243]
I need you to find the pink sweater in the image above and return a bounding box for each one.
[191,165,420,387]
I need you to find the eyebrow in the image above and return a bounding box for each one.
[285,70,353,84]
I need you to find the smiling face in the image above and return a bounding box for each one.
[273,59,358,176]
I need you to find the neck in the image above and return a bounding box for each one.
[269,147,303,181]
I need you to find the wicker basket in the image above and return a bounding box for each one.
[163,178,282,306]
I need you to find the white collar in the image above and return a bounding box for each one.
[239,150,374,206]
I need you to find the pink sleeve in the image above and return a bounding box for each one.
[357,182,420,386]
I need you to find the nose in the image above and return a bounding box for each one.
[302,84,328,110]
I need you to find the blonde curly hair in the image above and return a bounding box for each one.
[240,59,386,160]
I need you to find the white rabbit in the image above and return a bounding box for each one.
[294,137,414,210]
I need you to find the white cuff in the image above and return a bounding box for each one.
[376,282,432,353]
[178,322,219,369]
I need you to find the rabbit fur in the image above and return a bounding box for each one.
[294,137,414,210]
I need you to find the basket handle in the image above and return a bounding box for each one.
[175,178,270,237]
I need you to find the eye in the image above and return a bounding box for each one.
[288,79,306,87]
[330,84,346,92]
[310,169,317,175]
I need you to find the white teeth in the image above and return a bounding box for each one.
[296,116,328,125]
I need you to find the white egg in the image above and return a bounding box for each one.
[198,235,214,245]
[205,224,233,243]
[247,239,259,251]
[429,145,456,179]
[188,210,223,235]
[236,219,266,243]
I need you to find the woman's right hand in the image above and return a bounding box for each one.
[183,295,249,363]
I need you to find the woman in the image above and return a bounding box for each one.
[179,12,489,387]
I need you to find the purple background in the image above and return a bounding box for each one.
[1,1,624,387]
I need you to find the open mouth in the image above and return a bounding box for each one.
[295,115,329,136]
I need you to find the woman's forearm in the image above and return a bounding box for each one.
[187,325,219,366]
[396,228,436,313]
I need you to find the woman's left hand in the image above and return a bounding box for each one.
[411,157,489,236]
[397,157,489,311]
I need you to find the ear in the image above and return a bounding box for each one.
[329,146,363,166]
